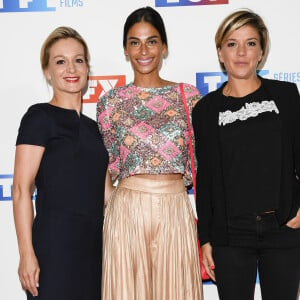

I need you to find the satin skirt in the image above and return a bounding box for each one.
[102,176,203,300]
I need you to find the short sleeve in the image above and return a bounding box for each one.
[182,83,202,186]
[16,105,51,147]
[96,92,120,182]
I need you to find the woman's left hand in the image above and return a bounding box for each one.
[286,207,300,229]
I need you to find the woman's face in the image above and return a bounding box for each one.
[124,21,167,79]
[218,25,263,80]
[44,38,88,96]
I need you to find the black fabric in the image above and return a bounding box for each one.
[17,103,108,300]
[227,212,300,249]
[213,212,300,300]
[192,77,300,246]
[219,85,281,216]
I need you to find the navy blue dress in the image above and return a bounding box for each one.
[16,103,108,300]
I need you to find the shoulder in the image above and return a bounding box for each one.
[81,113,104,137]
[98,84,132,109]
[81,113,96,123]
[181,82,201,96]
[100,84,133,100]
[26,102,51,113]
[261,77,298,94]
[193,85,223,113]
[20,103,52,123]
[17,103,53,146]
[179,83,202,109]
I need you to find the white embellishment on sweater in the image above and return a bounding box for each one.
[219,100,279,126]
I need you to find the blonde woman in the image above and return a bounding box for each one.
[193,9,300,300]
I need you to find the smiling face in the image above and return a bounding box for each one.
[44,38,88,97]
[218,25,263,81]
[124,21,167,80]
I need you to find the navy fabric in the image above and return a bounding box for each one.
[17,103,108,300]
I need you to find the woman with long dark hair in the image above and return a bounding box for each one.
[97,7,203,300]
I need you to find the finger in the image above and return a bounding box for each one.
[23,276,32,294]
[204,264,215,281]
[28,275,38,297]
[286,217,295,227]
[207,257,215,271]
[34,268,40,288]
[210,269,216,282]
[286,218,299,228]
[19,276,26,291]
[23,273,37,297]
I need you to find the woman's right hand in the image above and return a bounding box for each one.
[18,252,40,297]
[201,242,216,281]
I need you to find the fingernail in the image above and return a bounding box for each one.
[211,265,215,270]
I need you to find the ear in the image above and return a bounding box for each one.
[43,69,51,83]
[217,47,224,63]
[162,44,168,58]
[258,49,263,63]
[124,47,128,57]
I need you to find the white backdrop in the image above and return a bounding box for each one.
[0,0,299,299]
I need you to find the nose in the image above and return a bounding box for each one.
[140,43,148,55]
[237,44,246,56]
[67,61,76,73]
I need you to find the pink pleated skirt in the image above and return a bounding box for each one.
[102,176,203,300]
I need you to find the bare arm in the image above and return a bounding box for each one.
[13,144,45,297]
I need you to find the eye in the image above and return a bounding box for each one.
[129,40,140,46]
[56,59,65,65]
[248,41,257,47]
[76,58,85,63]
[147,39,157,46]
[226,42,236,48]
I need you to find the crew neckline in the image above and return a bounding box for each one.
[129,82,179,91]
[46,102,82,115]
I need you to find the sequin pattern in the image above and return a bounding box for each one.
[97,83,201,186]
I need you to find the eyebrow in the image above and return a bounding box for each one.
[52,54,85,59]
[226,37,259,41]
[127,35,160,40]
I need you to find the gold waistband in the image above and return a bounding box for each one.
[118,176,186,194]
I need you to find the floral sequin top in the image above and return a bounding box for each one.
[97,82,201,186]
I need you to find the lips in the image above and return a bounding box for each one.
[137,58,153,65]
[235,61,248,66]
[64,76,80,83]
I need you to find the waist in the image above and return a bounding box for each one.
[133,173,182,180]
[118,175,186,194]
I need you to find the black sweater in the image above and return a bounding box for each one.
[192,77,300,246]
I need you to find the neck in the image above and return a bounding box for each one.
[50,92,82,114]
[224,76,261,98]
[133,73,170,88]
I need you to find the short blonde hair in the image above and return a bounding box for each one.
[215,9,269,71]
[40,26,90,71]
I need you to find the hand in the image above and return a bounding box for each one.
[201,242,216,282]
[18,252,40,297]
[286,207,300,229]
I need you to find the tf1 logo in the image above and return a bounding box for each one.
[196,70,269,96]
[156,0,228,7]
[0,0,55,12]
[83,75,126,103]
[0,175,13,201]
[0,175,36,201]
